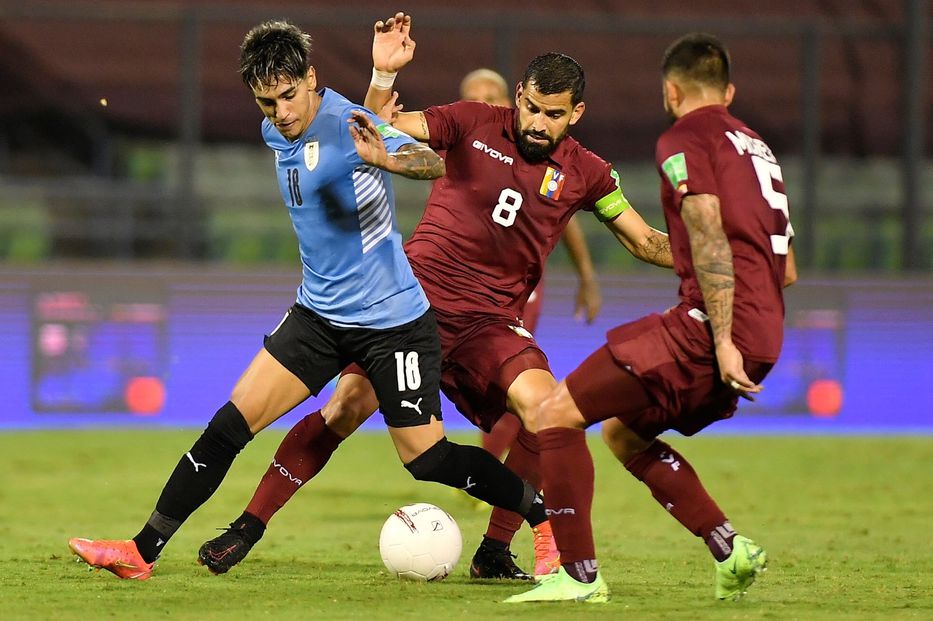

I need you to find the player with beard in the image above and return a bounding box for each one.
[507,33,797,603]
[66,18,557,581]
[457,67,602,467]
[197,12,672,581]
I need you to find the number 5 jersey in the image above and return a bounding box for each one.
[656,104,794,363]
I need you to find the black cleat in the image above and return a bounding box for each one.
[469,538,533,581]
[197,514,264,575]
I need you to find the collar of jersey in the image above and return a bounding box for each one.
[674,104,729,127]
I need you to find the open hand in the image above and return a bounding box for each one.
[348,110,388,168]
[372,12,416,72]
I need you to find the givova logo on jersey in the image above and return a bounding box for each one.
[304,139,319,171]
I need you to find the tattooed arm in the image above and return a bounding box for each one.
[348,110,444,180]
[604,207,674,268]
[681,193,761,398]
[383,142,445,180]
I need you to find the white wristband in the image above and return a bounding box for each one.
[371,68,397,90]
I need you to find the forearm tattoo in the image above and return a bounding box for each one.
[692,229,735,346]
[388,144,445,180]
[640,229,674,268]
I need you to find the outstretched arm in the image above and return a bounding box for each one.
[348,110,444,180]
[561,216,601,323]
[681,193,760,399]
[604,208,673,268]
[362,12,431,141]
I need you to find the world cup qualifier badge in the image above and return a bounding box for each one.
[304,139,319,171]
[539,166,566,200]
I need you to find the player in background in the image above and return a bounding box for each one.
[196,13,672,581]
[506,33,798,603]
[67,19,556,580]
[457,67,602,465]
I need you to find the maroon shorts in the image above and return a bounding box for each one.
[566,305,773,440]
[344,306,551,433]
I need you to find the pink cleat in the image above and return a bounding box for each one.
[532,521,560,580]
[68,538,154,580]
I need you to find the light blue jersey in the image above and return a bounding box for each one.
[263,88,429,329]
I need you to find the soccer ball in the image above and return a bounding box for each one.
[379,503,462,581]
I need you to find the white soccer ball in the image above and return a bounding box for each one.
[379,503,462,581]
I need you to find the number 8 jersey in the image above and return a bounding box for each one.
[405,101,626,320]
[656,104,794,363]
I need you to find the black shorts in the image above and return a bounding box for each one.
[263,304,442,428]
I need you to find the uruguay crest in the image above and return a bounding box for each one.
[304,140,319,171]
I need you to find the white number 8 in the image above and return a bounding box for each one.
[492,188,523,227]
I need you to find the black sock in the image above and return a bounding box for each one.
[133,402,253,563]
[232,511,267,545]
[405,437,547,527]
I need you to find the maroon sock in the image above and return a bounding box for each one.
[624,440,734,561]
[245,410,343,525]
[538,427,597,580]
[485,426,540,544]
[480,414,522,461]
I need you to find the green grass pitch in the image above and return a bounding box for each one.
[1,430,931,620]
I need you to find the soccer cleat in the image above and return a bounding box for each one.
[68,538,154,580]
[531,522,560,579]
[469,538,533,581]
[715,535,768,601]
[197,523,257,574]
[503,566,610,603]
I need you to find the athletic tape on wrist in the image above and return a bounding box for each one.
[371,68,397,90]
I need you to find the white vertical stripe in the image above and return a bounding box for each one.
[353,166,393,254]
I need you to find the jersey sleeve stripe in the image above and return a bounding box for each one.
[354,166,394,254]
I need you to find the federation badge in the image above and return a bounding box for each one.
[304,140,319,171]
[539,166,566,200]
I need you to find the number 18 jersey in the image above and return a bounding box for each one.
[262,88,427,329]
[406,101,623,318]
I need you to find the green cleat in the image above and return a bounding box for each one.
[715,535,768,601]
[503,566,610,603]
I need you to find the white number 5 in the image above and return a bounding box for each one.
[751,156,794,255]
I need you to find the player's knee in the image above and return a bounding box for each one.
[535,386,581,431]
[515,402,540,433]
[321,389,376,437]
[601,418,651,463]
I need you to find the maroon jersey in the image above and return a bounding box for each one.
[404,101,619,318]
[656,105,793,362]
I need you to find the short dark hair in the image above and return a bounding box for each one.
[239,20,312,90]
[521,52,585,105]
[662,33,731,90]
